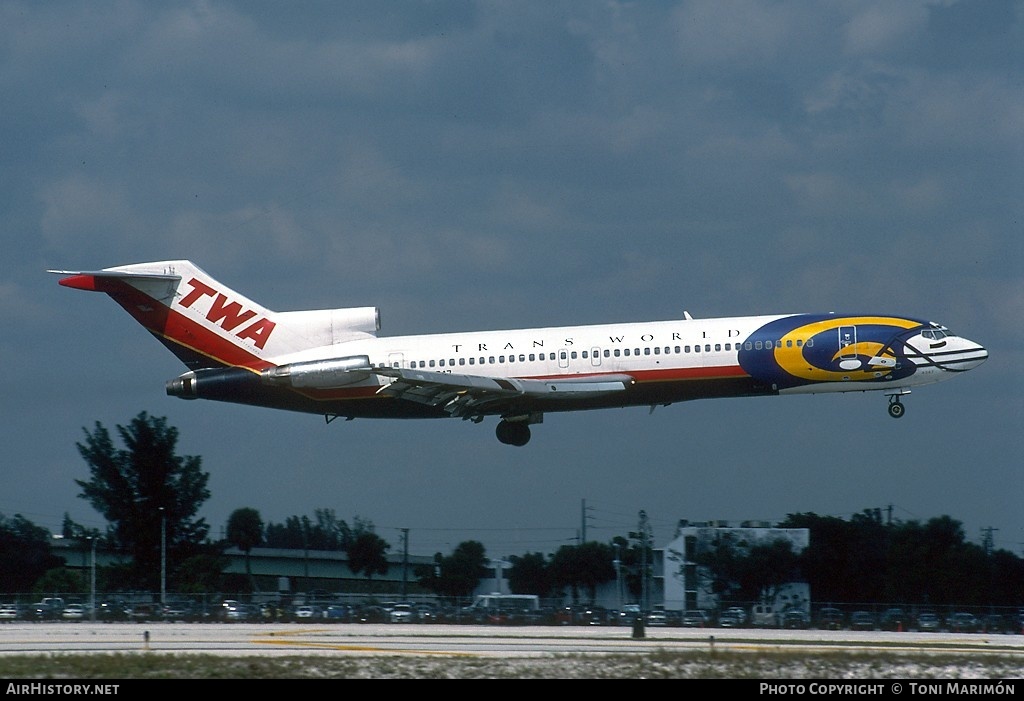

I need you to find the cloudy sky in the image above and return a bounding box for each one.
[3,1,1021,564]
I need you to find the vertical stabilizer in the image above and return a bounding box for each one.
[50,260,380,371]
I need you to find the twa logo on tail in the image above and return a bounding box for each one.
[177,277,277,350]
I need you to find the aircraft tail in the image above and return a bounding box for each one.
[49,260,380,371]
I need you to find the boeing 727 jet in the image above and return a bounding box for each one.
[50,260,988,445]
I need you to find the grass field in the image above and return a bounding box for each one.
[0,649,1020,679]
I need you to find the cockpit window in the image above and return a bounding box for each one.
[922,328,951,340]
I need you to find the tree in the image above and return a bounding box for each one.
[415,541,489,601]
[226,508,264,588]
[74,412,211,590]
[548,542,617,603]
[263,511,373,550]
[347,531,390,589]
[507,552,553,597]
[0,514,64,593]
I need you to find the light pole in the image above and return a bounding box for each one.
[614,543,622,611]
[89,536,96,623]
[159,507,166,606]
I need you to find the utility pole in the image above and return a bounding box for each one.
[581,499,594,543]
[638,510,651,612]
[159,507,166,606]
[981,527,998,556]
[401,528,409,600]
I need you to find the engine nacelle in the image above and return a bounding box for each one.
[260,355,373,388]
[166,367,261,400]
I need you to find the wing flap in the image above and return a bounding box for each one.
[375,367,634,419]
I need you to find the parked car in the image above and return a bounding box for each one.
[946,612,980,633]
[388,603,416,623]
[161,602,191,621]
[61,603,88,620]
[293,604,323,620]
[720,605,745,626]
[0,604,26,621]
[354,605,386,623]
[781,610,810,629]
[414,604,438,623]
[717,607,746,628]
[879,608,909,631]
[646,606,668,626]
[30,599,65,621]
[578,605,608,626]
[324,604,352,622]
[849,611,876,631]
[979,614,1008,634]
[616,604,642,625]
[96,600,128,621]
[681,610,709,628]
[817,607,845,630]
[126,603,161,622]
[915,611,942,632]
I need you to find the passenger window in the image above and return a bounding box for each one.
[644,348,651,355]
[571,351,577,359]
[715,344,721,351]
[745,342,752,350]
[704,344,710,352]
[765,341,773,349]
[653,347,660,355]
[614,349,621,357]
[459,358,466,365]
[685,345,691,353]
[429,360,435,367]
[755,341,763,350]
[604,349,610,357]
[624,348,631,356]
[469,358,475,365]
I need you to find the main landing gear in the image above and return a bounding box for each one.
[496,420,531,446]
[887,394,906,419]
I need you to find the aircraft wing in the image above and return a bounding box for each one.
[374,367,635,419]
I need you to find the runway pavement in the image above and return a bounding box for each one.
[0,622,1021,658]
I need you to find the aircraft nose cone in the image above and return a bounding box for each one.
[958,340,988,371]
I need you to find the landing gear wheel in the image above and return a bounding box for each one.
[887,397,905,419]
[496,420,531,446]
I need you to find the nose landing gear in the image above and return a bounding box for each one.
[887,394,906,418]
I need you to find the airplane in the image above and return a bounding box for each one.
[49,260,988,446]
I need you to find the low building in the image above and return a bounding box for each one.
[661,520,810,612]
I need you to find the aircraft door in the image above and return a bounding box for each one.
[837,326,860,370]
[591,347,602,367]
[558,348,569,369]
[388,352,405,369]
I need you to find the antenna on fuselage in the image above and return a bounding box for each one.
[684,311,693,320]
